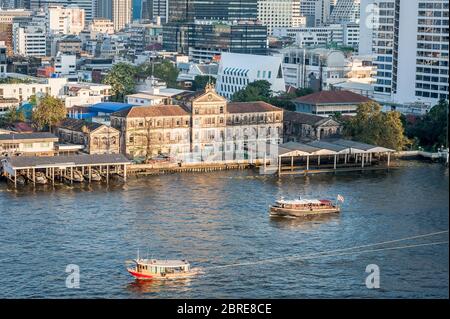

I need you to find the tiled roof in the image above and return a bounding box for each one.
[56,118,103,132]
[293,90,371,105]
[111,105,189,118]
[284,110,328,126]
[227,101,282,114]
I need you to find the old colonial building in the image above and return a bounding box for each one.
[110,105,191,158]
[54,118,120,154]
[283,111,342,142]
[110,85,283,161]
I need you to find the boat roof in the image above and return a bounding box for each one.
[135,259,190,267]
[276,199,326,205]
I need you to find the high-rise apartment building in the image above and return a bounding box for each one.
[112,0,132,31]
[360,0,449,104]
[257,0,305,35]
[46,5,85,35]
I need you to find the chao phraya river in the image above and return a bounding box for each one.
[0,161,448,298]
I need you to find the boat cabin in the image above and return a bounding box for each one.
[134,259,190,276]
[275,199,334,209]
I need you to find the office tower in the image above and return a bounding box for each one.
[142,0,168,23]
[361,0,449,104]
[96,0,113,19]
[257,0,304,35]
[112,0,132,31]
[328,0,360,23]
[167,0,258,23]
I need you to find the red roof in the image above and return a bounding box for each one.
[294,90,371,105]
[227,101,282,114]
[112,105,189,118]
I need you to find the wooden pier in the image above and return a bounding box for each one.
[273,139,395,176]
[1,154,131,188]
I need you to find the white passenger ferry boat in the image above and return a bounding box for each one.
[126,256,199,280]
[269,196,343,217]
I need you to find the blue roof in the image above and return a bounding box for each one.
[89,102,133,113]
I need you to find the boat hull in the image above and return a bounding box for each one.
[127,267,200,280]
[269,206,340,218]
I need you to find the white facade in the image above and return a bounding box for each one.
[0,77,68,102]
[281,47,375,90]
[216,52,286,100]
[273,22,359,48]
[257,0,305,35]
[363,0,449,105]
[46,6,85,35]
[54,53,76,77]
[13,25,47,57]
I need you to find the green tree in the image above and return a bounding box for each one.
[103,62,138,101]
[295,87,314,97]
[138,60,180,88]
[343,101,408,150]
[192,75,216,91]
[0,106,26,126]
[232,80,272,102]
[32,95,66,132]
[405,99,448,151]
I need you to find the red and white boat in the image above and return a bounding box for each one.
[126,255,199,280]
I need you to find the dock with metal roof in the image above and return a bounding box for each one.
[1,154,131,188]
[271,139,395,176]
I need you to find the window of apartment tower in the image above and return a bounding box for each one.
[219,106,224,113]
[195,108,199,115]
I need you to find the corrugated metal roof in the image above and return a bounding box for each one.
[0,133,58,141]
[3,154,131,169]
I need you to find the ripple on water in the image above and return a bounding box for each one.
[0,162,448,298]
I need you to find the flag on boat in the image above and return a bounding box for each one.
[337,194,345,203]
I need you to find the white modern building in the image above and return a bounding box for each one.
[64,82,111,108]
[0,76,68,102]
[54,53,77,79]
[46,5,85,35]
[216,52,286,100]
[257,0,305,35]
[281,47,375,90]
[273,22,359,49]
[13,25,47,57]
[360,0,449,105]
